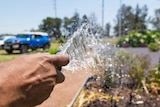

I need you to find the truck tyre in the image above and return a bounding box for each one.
[20,45,28,54]
[31,47,36,51]
[5,49,13,54]
[43,43,50,50]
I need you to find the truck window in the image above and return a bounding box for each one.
[16,34,28,38]
[35,35,42,38]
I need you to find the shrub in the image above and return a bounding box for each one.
[146,63,160,94]
[113,49,151,88]
[49,48,60,54]
[148,43,160,52]
[58,36,66,43]
[116,30,160,48]
[116,36,130,47]
[102,49,151,89]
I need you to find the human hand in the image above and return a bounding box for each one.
[0,53,69,107]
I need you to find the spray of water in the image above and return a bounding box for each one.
[60,22,117,74]
[60,21,141,89]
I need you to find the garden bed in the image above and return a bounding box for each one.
[71,75,160,107]
[70,48,160,107]
[37,48,160,107]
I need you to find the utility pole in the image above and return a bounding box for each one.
[119,0,122,36]
[102,0,104,30]
[54,0,57,18]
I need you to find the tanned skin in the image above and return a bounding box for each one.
[0,53,69,107]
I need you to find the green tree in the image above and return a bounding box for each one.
[114,4,148,36]
[151,8,160,31]
[134,5,148,31]
[104,23,111,37]
[62,12,81,36]
[70,12,81,34]
[39,17,62,39]
[81,15,89,23]
[114,4,134,36]
[63,17,72,36]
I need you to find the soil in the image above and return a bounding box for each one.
[36,48,160,107]
[71,76,160,107]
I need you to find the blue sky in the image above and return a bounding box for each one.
[0,0,160,34]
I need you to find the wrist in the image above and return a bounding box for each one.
[0,75,25,107]
[0,84,25,107]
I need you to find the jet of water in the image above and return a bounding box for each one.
[60,22,116,73]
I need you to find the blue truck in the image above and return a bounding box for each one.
[4,32,50,54]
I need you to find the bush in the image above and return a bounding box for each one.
[116,30,160,48]
[102,49,151,89]
[146,63,160,94]
[148,43,160,52]
[58,36,66,43]
[49,48,60,54]
[114,50,151,88]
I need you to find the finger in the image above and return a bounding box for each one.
[48,54,70,66]
[36,63,65,84]
[43,65,65,84]
[56,69,65,83]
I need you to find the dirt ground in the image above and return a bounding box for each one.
[72,86,160,107]
[36,48,160,107]
[36,69,93,107]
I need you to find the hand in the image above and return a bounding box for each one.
[0,53,69,107]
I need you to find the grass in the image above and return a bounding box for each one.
[0,41,61,63]
[0,50,19,63]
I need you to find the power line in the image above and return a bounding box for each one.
[119,0,122,36]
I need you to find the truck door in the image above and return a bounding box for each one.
[34,35,44,47]
[29,35,37,48]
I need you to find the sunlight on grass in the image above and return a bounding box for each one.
[0,50,19,63]
[0,41,61,63]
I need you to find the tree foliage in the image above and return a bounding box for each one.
[37,4,160,39]
[104,23,111,37]
[114,4,148,36]
[63,17,72,36]
[62,12,88,37]
[39,17,62,39]
[134,5,148,30]
[151,8,160,31]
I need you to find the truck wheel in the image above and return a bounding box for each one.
[31,47,36,51]
[43,43,50,50]
[5,49,13,54]
[20,45,28,54]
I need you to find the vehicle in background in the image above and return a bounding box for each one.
[0,35,15,49]
[4,32,50,54]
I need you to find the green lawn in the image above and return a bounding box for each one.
[0,41,61,63]
[0,50,19,63]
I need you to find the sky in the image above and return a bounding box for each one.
[0,0,160,34]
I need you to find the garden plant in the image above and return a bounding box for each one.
[116,30,160,52]
[71,49,160,107]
